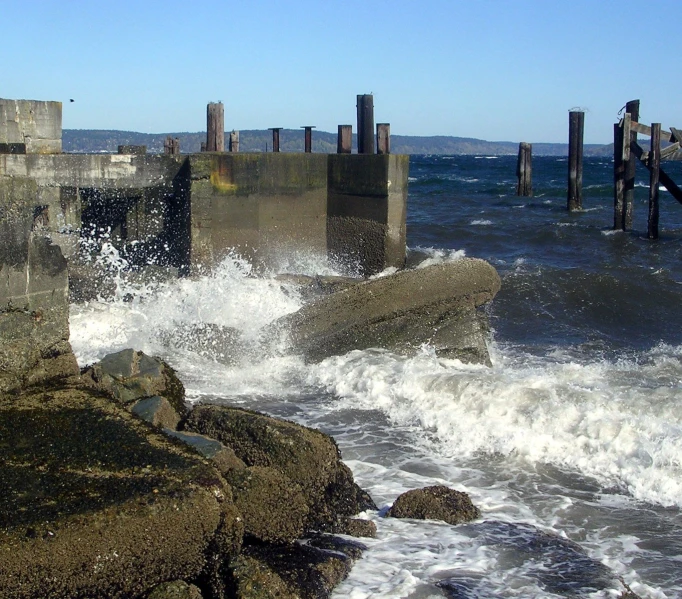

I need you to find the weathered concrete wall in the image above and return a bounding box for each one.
[0,99,62,154]
[0,176,79,392]
[328,154,408,275]
[0,152,408,278]
[187,153,328,271]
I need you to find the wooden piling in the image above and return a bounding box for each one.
[567,111,584,211]
[613,123,625,229]
[337,125,352,153]
[229,131,239,152]
[623,99,640,229]
[269,128,282,152]
[301,126,315,153]
[516,142,532,196]
[164,136,180,155]
[206,102,225,152]
[357,94,374,154]
[648,123,661,239]
[377,123,390,155]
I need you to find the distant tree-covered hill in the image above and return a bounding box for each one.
[62,129,612,156]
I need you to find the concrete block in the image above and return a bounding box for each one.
[0,99,62,154]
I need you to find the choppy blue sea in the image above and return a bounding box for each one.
[71,154,682,598]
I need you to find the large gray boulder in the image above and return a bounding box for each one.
[272,258,501,365]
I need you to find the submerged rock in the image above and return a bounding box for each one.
[183,405,377,533]
[273,258,501,365]
[387,485,481,525]
[437,520,634,598]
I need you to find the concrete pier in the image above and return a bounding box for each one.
[0,98,409,278]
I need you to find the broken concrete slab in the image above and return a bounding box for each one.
[272,258,501,365]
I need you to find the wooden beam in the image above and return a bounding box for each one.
[660,142,681,160]
[622,113,631,162]
[633,141,682,205]
[670,127,682,144]
[630,120,673,142]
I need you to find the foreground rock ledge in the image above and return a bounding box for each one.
[0,382,233,599]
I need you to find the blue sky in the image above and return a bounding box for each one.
[3,0,680,144]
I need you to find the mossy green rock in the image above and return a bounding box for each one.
[229,541,353,599]
[184,405,376,532]
[225,465,308,543]
[0,382,234,599]
[386,485,481,525]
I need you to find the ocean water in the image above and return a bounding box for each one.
[69,155,682,598]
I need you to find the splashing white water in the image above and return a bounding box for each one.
[307,342,682,509]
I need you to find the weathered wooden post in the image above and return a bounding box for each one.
[301,126,315,153]
[206,102,224,152]
[623,99,640,229]
[337,125,352,153]
[567,111,584,211]
[357,94,374,154]
[516,142,532,196]
[164,136,180,155]
[648,123,661,239]
[269,128,282,152]
[200,142,206,152]
[229,131,239,152]
[613,122,625,229]
[377,123,390,155]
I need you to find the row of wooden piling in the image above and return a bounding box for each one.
[613,99,682,239]
[515,110,586,212]
[185,95,390,155]
[516,99,682,239]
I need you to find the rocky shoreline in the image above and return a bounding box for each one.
[1,207,642,597]
[1,343,486,598]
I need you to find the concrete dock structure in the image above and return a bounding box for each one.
[0,98,408,278]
